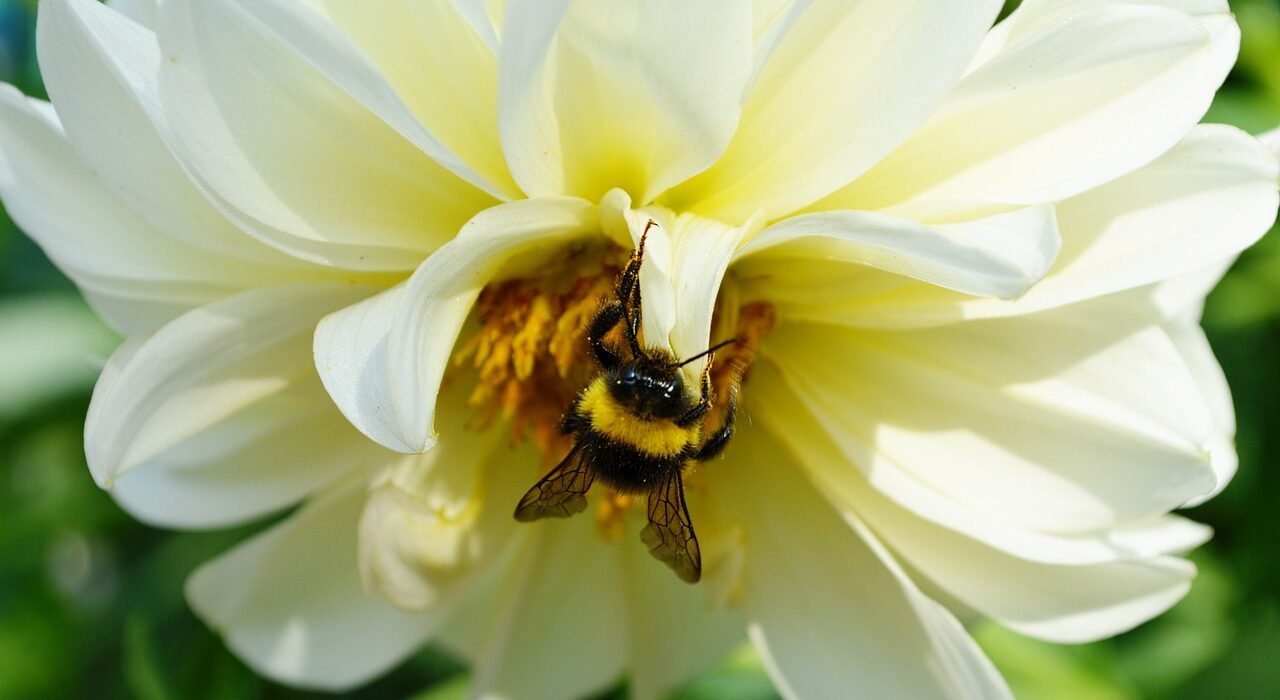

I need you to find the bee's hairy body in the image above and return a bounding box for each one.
[565,378,701,493]
[512,222,739,584]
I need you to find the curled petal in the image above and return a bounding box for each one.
[86,283,376,502]
[315,198,599,453]
[735,206,1060,301]
[777,125,1279,329]
[601,192,762,372]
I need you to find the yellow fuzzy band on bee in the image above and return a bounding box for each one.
[580,381,696,457]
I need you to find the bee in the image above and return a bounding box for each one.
[513,222,738,583]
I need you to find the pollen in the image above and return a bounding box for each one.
[453,244,623,460]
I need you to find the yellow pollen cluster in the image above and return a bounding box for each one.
[453,247,622,460]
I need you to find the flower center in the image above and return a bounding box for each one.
[451,241,776,538]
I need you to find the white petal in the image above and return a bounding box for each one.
[107,0,157,28]
[735,205,1059,301]
[1150,261,1233,323]
[667,214,764,369]
[1262,125,1280,162]
[357,383,523,610]
[0,87,279,334]
[707,427,1011,700]
[109,372,382,529]
[745,361,1211,566]
[619,517,745,700]
[599,189,680,351]
[973,0,1233,68]
[1013,125,1279,313]
[441,519,628,700]
[1165,318,1237,506]
[763,304,1219,534]
[437,500,741,700]
[783,125,1280,330]
[825,2,1239,214]
[306,0,519,196]
[666,0,1002,222]
[746,371,1204,643]
[187,478,437,691]
[157,0,498,270]
[85,283,376,498]
[600,194,761,374]
[857,481,1198,644]
[499,0,752,203]
[37,0,304,267]
[315,198,599,453]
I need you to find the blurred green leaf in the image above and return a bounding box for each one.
[671,643,779,700]
[0,294,119,419]
[975,624,1138,700]
[406,675,470,700]
[124,614,175,700]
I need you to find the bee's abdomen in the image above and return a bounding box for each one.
[580,432,685,494]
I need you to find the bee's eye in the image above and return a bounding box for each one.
[619,366,638,385]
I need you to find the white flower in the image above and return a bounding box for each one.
[1,0,1277,698]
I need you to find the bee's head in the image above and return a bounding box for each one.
[610,357,687,419]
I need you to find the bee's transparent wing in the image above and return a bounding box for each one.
[641,469,702,583]
[513,442,596,521]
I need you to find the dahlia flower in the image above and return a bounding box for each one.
[2,0,1277,697]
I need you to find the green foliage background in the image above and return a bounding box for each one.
[0,1,1278,698]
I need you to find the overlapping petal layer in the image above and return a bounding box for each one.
[187,478,438,691]
[819,0,1240,219]
[156,0,498,270]
[500,0,753,204]
[86,284,384,528]
[3,0,1275,696]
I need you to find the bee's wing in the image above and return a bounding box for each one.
[513,442,596,521]
[640,468,702,583]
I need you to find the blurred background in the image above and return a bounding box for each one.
[1,1,1278,698]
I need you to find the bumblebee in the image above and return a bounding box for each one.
[513,222,737,583]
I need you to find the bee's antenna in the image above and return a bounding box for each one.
[638,219,656,254]
[676,337,738,368]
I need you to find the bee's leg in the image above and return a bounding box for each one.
[615,219,654,308]
[588,301,626,370]
[676,354,715,428]
[694,392,736,462]
[693,357,736,460]
[676,401,708,428]
[614,220,654,355]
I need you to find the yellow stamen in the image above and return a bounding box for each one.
[453,245,623,460]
